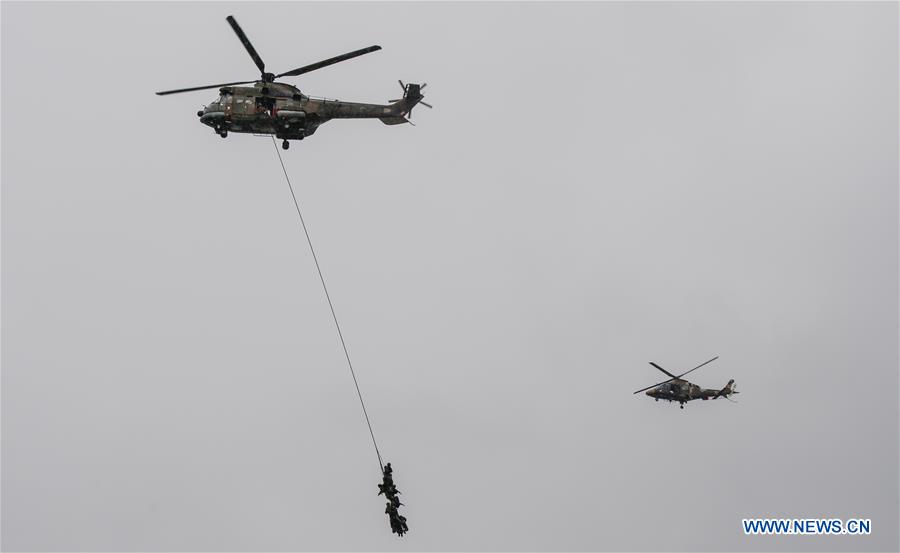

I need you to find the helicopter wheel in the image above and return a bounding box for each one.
[219,130,228,138]
[680,404,684,409]
[282,139,290,150]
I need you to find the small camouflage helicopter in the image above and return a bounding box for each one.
[634,356,737,409]
[156,16,430,149]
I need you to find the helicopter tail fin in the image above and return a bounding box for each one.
[715,379,736,399]
[381,81,430,125]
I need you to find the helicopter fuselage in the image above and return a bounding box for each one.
[646,379,711,403]
[644,378,737,408]
[198,82,408,140]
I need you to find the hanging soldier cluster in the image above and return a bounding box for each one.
[377,463,408,536]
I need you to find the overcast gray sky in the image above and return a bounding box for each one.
[2,1,898,551]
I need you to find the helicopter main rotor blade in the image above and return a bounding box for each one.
[675,356,719,380]
[227,15,266,75]
[276,45,382,78]
[633,377,676,395]
[649,362,678,380]
[156,79,256,96]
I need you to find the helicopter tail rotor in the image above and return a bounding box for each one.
[387,81,432,124]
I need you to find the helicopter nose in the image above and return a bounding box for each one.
[645,390,654,397]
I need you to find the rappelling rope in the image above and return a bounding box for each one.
[271,137,385,473]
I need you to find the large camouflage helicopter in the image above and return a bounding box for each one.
[634,356,738,409]
[156,16,430,149]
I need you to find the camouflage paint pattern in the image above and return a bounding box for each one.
[198,81,424,140]
[644,379,737,407]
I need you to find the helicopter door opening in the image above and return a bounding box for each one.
[256,96,276,116]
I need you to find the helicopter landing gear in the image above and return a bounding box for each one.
[220,131,228,138]
[679,403,684,409]
[282,139,290,150]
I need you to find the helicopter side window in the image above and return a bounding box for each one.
[226,96,248,114]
